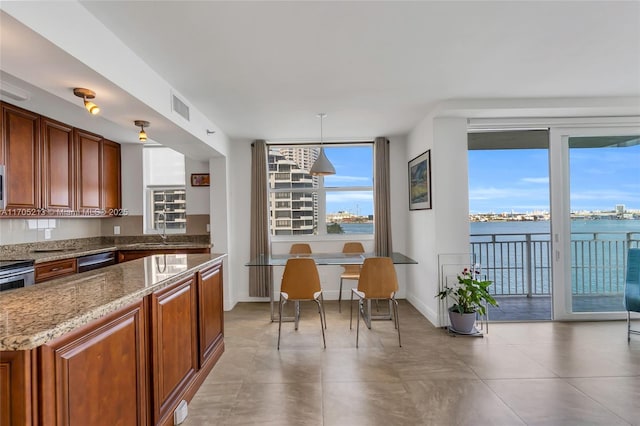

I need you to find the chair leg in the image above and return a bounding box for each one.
[356,298,362,348]
[393,299,401,347]
[350,290,354,329]
[316,299,326,348]
[629,310,631,343]
[339,277,344,313]
[320,293,327,329]
[294,300,300,331]
[277,296,285,350]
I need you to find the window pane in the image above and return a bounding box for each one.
[267,144,373,236]
[323,146,373,188]
[326,190,374,234]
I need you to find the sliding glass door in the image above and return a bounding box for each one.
[551,127,640,319]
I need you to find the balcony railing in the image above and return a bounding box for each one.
[470,231,640,297]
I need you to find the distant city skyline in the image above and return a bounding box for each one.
[469,145,640,214]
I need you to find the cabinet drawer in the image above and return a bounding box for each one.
[35,258,77,283]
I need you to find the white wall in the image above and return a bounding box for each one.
[185,157,210,215]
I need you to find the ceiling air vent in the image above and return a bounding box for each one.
[171,92,190,122]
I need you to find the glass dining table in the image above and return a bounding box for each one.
[245,251,418,321]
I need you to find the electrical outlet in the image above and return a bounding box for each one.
[44,229,52,240]
[114,225,121,235]
[174,400,188,425]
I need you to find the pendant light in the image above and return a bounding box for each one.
[309,113,336,176]
[134,120,150,142]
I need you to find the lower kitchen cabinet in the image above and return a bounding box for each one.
[39,299,148,426]
[150,276,198,426]
[197,262,223,366]
[0,350,36,426]
[1,262,224,426]
[35,258,77,283]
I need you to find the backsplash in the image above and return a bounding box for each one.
[0,215,210,245]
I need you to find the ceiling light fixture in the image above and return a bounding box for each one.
[134,120,150,142]
[309,113,336,176]
[73,88,100,115]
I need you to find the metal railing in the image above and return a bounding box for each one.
[470,231,640,297]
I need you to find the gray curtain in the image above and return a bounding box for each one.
[374,137,393,256]
[249,140,272,297]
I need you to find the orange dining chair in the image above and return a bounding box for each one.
[289,243,312,255]
[338,242,365,312]
[278,258,326,349]
[350,257,401,348]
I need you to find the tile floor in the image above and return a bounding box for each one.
[183,301,640,426]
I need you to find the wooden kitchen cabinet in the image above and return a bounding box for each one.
[0,350,36,426]
[0,102,122,217]
[42,117,75,213]
[102,139,121,213]
[39,299,148,426]
[197,261,224,366]
[35,258,77,283]
[0,102,41,211]
[150,275,198,426]
[75,129,102,212]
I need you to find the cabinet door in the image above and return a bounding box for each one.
[74,129,102,212]
[40,300,148,426]
[102,139,121,214]
[42,117,74,213]
[150,276,198,425]
[198,262,224,366]
[1,103,41,210]
[0,350,35,426]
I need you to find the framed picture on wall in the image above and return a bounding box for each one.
[408,150,432,210]
[190,173,210,187]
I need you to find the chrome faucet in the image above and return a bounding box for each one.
[157,211,168,244]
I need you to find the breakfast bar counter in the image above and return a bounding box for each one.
[0,253,225,351]
[0,253,226,426]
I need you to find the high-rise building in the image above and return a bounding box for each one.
[267,147,319,235]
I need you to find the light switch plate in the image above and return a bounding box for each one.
[44,229,52,239]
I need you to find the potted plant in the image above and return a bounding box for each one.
[435,267,498,333]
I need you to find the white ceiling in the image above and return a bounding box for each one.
[1,1,639,149]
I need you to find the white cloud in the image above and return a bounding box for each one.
[521,177,549,184]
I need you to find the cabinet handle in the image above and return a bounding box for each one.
[50,267,63,272]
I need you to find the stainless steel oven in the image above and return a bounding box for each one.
[0,260,35,292]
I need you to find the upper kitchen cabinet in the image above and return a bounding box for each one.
[0,102,122,217]
[102,139,121,214]
[75,129,103,212]
[41,117,75,213]
[1,102,41,210]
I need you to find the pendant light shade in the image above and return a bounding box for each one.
[134,120,150,142]
[309,113,336,176]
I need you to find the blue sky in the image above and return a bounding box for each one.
[469,144,640,213]
[323,146,374,216]
[313,141,640,216]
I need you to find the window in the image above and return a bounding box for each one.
[267,144,373,236]
[143,146,187,234]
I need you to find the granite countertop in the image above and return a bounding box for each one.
[0,240,212,263]
[0,253,226,351]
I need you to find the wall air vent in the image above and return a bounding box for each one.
[171,92,190,122]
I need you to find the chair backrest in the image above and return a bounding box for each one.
[343,242,365,254]
[289,243,312,254]
[357,257,398,299]
[281,258,321,299]
[625,248,640,312]
[342,242,365,274]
